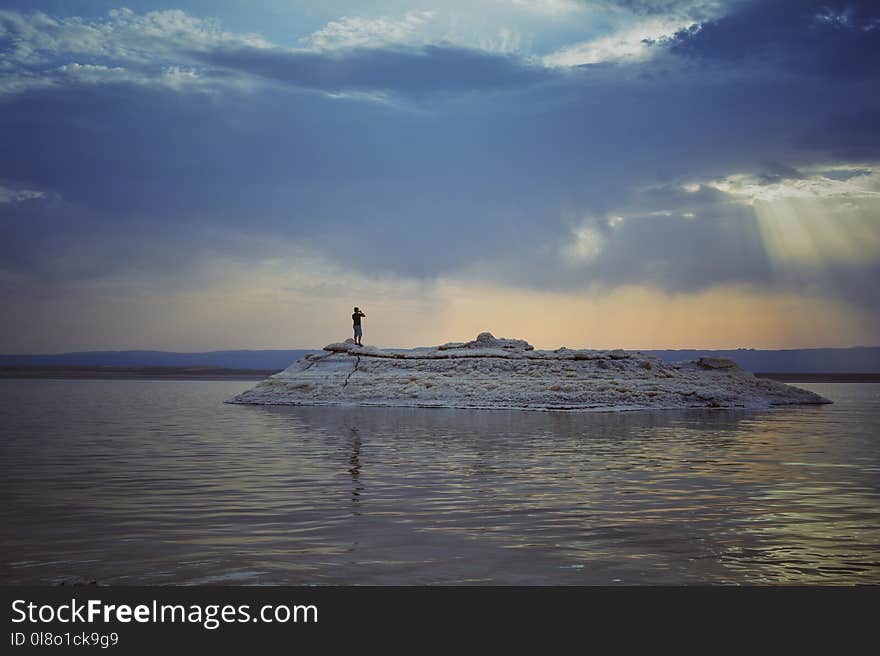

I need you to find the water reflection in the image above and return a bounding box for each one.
[0,380,878,585]
[349,428,363,513]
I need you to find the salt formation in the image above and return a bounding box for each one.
[228,333,830,411]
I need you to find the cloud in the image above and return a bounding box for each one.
[798,108,880,162]
[0,8,272,96]
[0,1,878,350]
[0,8,272,66]
[0,185,45,203]
[668,0,880,78]
[543,17,690,66]
[0,8,555,100]
[510,0,585,16]
[601,1,726,18]
[553,189,773,293]
[196,44,552,97]
[302,10,435,50]
[708,167,880,203]
[540,0,733,66]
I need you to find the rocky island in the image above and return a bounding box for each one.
[228,333,830,411]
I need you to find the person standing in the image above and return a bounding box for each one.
[352,307,366,346]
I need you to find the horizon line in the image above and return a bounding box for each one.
[4,344,880,357]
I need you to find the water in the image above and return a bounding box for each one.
[1,379,878,585]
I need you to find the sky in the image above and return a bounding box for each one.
[1,0,878,352]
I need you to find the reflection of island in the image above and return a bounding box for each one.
[230,332,830,411]
[256,401,873,584]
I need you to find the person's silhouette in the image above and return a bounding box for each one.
[352,307,366,346]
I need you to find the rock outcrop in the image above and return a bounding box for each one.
[228,333,831,411]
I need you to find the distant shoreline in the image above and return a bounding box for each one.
[753,373,880,383]
[0,367,278,380]
[0,367,878,383]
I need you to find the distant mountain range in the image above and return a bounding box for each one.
[643,347,880,373]
[1,347,879,373]
[0,350,314,370]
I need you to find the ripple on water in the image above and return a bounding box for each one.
[0,380,878,585]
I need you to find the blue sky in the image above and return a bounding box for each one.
[1,0,879,351]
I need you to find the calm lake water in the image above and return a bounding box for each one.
[1,379,878,585]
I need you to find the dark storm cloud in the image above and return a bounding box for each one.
[799,108,880,162]
[669,0,880,78]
